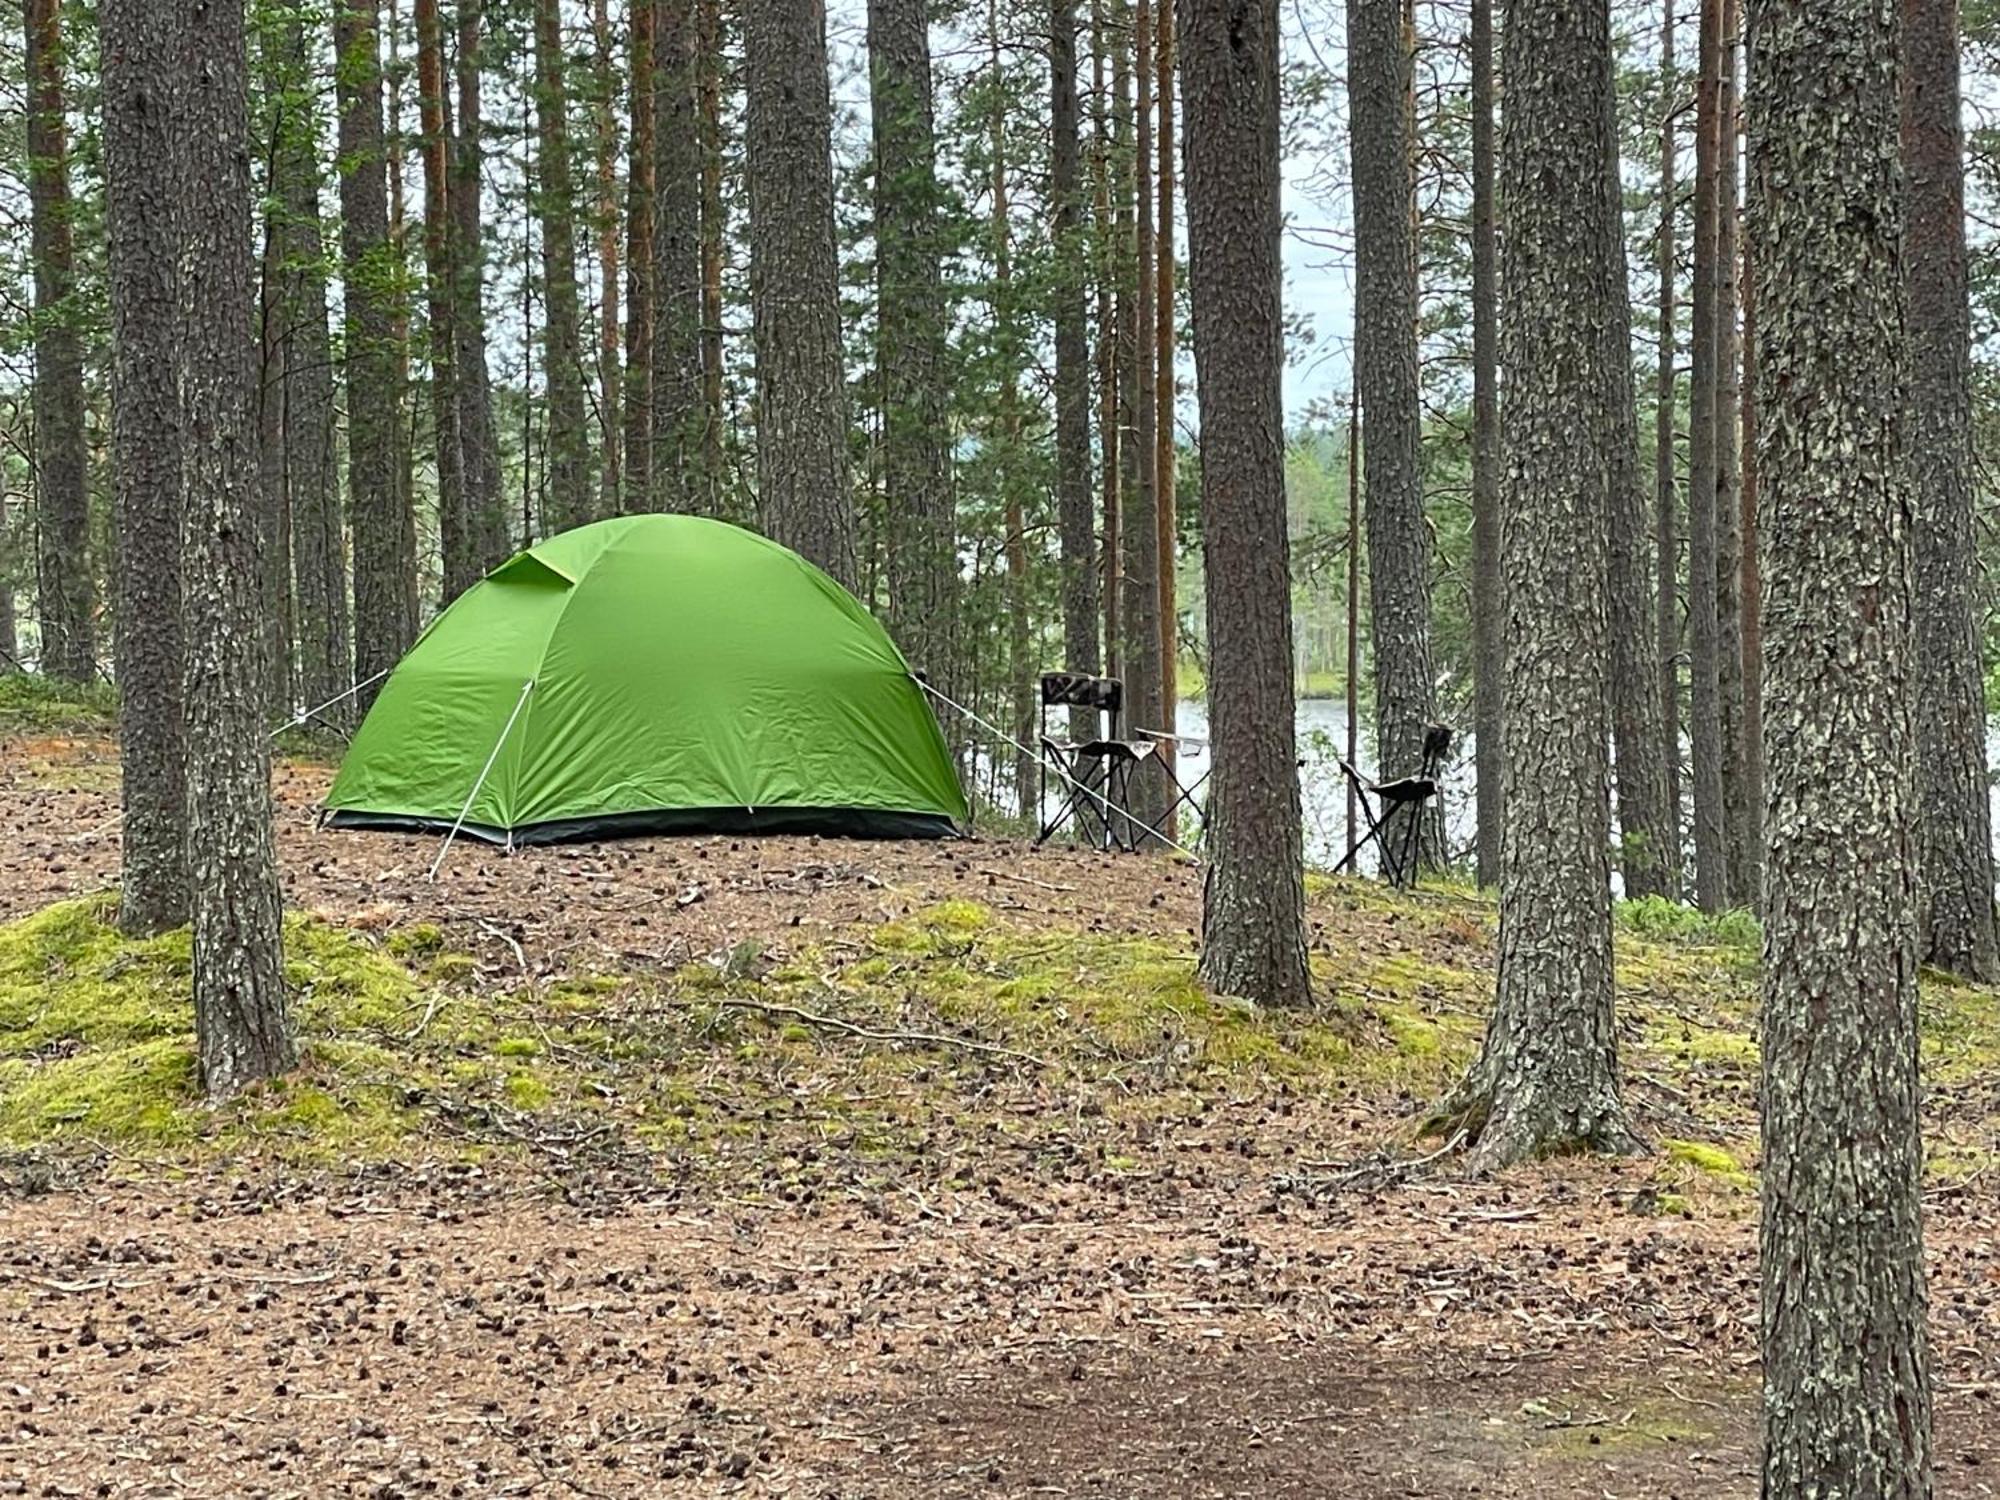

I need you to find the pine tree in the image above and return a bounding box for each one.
[102,0,190,937]
[623,0,656,514]
[1347,0,1437,853]
[338,0,416,703]
[744,0,855,586]
[533,0,595,532]
[1751,0,1933,1482]
[1122,0,1165,833]
[1714,0,1753,902]
[1441,0,1640,1171]
[450,1,507,569]
[871,0,958,686]
[1052,0,1100,704]
[1180,0,1311,1009]
[1654,0,1683,889]
[1469,0,1501,888]
[24,0,92,683]
[1602,48,1678,902]
[415,0,469,595]
[1686,0,1729,910]
[653,0,706,511]
[1905,0,1997,980]
[258,12,348,720]
[176,0,294,1100]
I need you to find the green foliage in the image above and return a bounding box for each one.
[1615,896,1762,951]
[0,673,117,735]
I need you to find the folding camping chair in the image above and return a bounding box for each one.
[1132,728,1210,842]
[1332,722,1452,889]
[1034,672,1158,851]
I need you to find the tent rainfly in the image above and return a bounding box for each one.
[322,515,968,844]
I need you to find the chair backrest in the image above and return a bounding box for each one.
[1040,672,1122,739]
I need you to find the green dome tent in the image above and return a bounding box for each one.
[323,515,967,844]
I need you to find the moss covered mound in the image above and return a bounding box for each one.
[3,881,1998,1200]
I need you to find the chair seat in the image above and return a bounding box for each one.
[1047,739,1158,764]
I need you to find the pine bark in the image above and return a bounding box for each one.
[533,0,595,532]
[1347,0,1438,850]
[591,0,622,519]
[1686,0,1729,910]
[1110,3,1135,684]
[1904,0,1997,980]
[1750,0,1934,1482]
[255,104,296,715]
[24,0,92,683]
[1093,0,1121,685]
[653,0,707,512]
[871,0,957,683]
[383,0,420,622]
[1052,0,1100,700]
[260,16,348,720]
[988,5,1037,813]
[102,0,190,936]
[451,2,508,571]
[1714,0,1754,902]
[338,0,416,704]
[1122,0,1165,793]
[1654,0,1684,890]
[1180,0,1312,1009]
[1469,0,1502,888]
[1443,0,1639,1171]
[414,0,468,595]
[179,0,294,1100]
[1153,0,1179,820]
[1602,61,1678,901]
[697,0,727,501]
[744,0,856,587]
[623,0,656,514]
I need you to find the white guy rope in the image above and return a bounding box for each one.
[427,679,535,882]
[913,676,1204,864]
[268,667,393,740]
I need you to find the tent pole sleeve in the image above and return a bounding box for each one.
[427,679,536,882]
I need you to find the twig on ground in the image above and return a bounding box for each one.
[716,995,1052,1070]
[1304,1128,1468,1188]
[977,866,1079,894]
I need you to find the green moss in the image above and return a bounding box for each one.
[1617,896,1761,951]
[493,1036,540,1059]
[505,1071,553,1110]
[0,675,118,736]
[1661,1137,1755,1192]
[386,923,445,957]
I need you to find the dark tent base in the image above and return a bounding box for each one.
[323,804,962,846]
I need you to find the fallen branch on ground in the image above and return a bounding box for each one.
[715,995,1052,1071]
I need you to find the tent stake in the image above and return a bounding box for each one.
[428,679,535,882]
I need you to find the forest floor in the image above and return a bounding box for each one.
[2,683,1999,1498]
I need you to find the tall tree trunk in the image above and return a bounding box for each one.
[1751,0,1934,1482]
[1654,0,1683,893]
[1181,0,1309,1006]
[1905,0,1997,980]
[1469,0,1502,888]
[1602,57,1678,901]
[1443,0,1639,1171]
[744,0,855,586]
[1348,0,1438,855]
[414,0,468,596]
[988,4,1037,814]
[24,0,92,683]
[177,0,293,1100]
[873,0,958,686]
[339,0,415,705]
[591,0,622,519]
[1739,225,1763,902]
[1714,0,1753,902]
[533,0,595,532]
[255,196,295,715]
[1053,0,1100,710]
[623,0,656,515]
[260,16,348,720]
[384,0,419,628]
[1110,0,1134,687]
[654,0,707,512]
[1153,0,1179,822]
[451,0,507,569]
[103,0,190,936]
[1093,0,1120,686]
[697,0,727,506]
[1686,0,1729,910]
[1122,0,1165,820]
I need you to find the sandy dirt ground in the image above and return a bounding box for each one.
[1,731,1996,1498]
